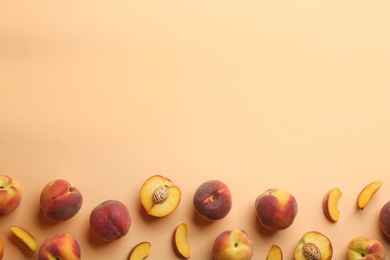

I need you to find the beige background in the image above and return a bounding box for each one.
[1,0,390,259]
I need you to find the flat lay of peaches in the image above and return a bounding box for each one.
[0,174,389,260]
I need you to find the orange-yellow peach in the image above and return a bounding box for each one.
[255,189,298,231]
[140,175,181,217]
[322,188,342,223]
[90,200,131,241]
[212,229,253,260]
[0,175,22,216]
[193,180,232,221]
[347,236,385,260]
[40,179,83,222]
[38,233,81,260]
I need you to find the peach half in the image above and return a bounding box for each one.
[294,231,333,260]
[357,181,382,210]
[172,223,190,259]
[140,175,181,217]
[9,226,38,252]
[322,187,342,223]
[40,179,83,222]
[266,244,283,260]
[128,241,151,260]
[38,233,81,260]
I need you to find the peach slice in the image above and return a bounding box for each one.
[266,244,283,260]
[9,226,39,252]
[0,239,4,260]
[140,175,181,217]
[357,181,382,210]
[128,241,151,260]
[294,231,333,260]
[322,188,342,222]
[172,223,190,259]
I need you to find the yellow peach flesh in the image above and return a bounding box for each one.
[128,242,151,260]
[266,244,283,260]
[9,226,39,252]
[358,181,382,210]
[323,188,342,222]
[173,223,190,259]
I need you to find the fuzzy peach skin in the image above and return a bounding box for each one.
[379,201,390,238]
[255,189,298,231]
[346,236,385,260]
[193,180,232,221]
[38,233,81,260]
[212,229,253,260]
[90,200,131,241]
[40,179,83,222]
[0,175,22,216]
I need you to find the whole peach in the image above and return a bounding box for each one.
[90,200,131,241]
[212,229,253,260]
[193,180,232,221]
[38,233,81,260]
[40,179,83,222]
[0,175,22,216]
[255,188,298,231]
[379,201,390,237]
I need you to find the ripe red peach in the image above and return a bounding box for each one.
[193,180,232,221]
[0,175,22,216]
[255,188,298,231]
[379,201,390,237]
[90,200,131,241]
[40,179,83,222]
[38,233,81,260]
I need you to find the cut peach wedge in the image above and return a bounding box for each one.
[266,244,283,260]
[140,175,181,217]
[0,239,4,260]
[322,188,342,223]
[357,181,382,210]
[128,241,151,260]
[9,226,39,252]
[172,223,190,259]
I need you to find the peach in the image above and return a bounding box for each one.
[294,231,333,260]
[255,189,298,231]
[266,244,283,260]
[346,236,385,260]
[212,229,253,260]
[38,233,81,260]
[172,223,190,259]
[40,179,83,222]
[193,180,232,221]
[379,201,390,237]
[9,226,38,252]
[140,175,181,217]
[357,181,382,210]
[322,187,342,223]
[90,200,131,241]
[0,175,22,216]
[128,241,151,260]
[0,239,3,260]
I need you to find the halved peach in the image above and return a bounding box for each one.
[128,241,151,260]
[9,226,39,252]
[294,231,333,260]
[322,188,342,222]
[266,244,283,260]
[357,181,382,210]
[173,223,190,259]
[140,175,181,217]
[0,239,4,260]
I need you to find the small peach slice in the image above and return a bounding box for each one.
[128,241,151,260]
[173,223,190,259]
[357,181,382,210]
[322,188,342,222]
[140,175,181,217]
[266,244,283,260]
[9,226,39,252]
[0,239,4,260]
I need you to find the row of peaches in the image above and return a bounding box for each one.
[1,174,390,259]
